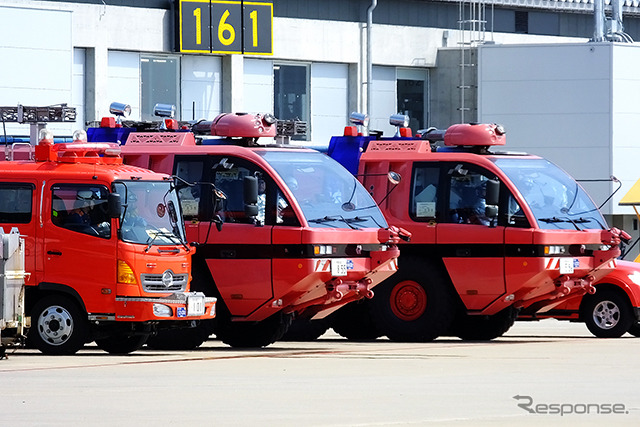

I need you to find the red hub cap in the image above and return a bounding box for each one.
[389,280,427,321]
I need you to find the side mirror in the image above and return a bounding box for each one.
[212,187,226,213]
[243,176,259,218]
[485,179,500,206]
[108,193,122,219]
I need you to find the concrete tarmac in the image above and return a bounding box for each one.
[1,319,638,426]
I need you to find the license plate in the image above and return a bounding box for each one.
[559,258,575,275]
[187,295,205,316]
[331,259,348,276]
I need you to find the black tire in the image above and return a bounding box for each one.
[581,289,634,338]
[454,306,518,341]
[146,320,215,350]
[331,300,382,341]
[95,333,149,355]
[282,317,331,341]
[368,256,456,342]
[628,322,640,337]
[27,295,89,355]
[215,312,293,348]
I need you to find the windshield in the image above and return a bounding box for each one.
[494,157,607,230]
[259,150,388,229]
[113,181,186,245]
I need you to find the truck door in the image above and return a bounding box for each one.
[43,183,117,314]
[175,156,273,317]
[435,162,506,311]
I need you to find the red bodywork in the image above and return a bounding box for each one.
[355,125,623,316]
[520,259,640,321]
[118,126,400,323]
[0,140,215,325]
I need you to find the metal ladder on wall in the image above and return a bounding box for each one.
[457,0,492,123]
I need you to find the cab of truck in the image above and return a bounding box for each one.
[327,118,627,341]
[0,130,216,355]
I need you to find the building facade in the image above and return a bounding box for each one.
[2,0,640,254]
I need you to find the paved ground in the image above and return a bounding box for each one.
[1,319,639,426]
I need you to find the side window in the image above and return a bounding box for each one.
[175,159,204,221]
[209,157,266,225]
[505,193,531,228]
[0,184,33,224]
[410,164,439,220]
[446,164,495,226]
[51,185,111,238]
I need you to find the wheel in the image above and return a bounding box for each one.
[95,333,148,354]
[282,317,331,341]
[146,320,215,350]
[368,256,456,342]
[581,289,633,338]
[628,322,640,337]
[331,300,382,341]
[454,306,518,341]
[27,295,89,355]
[215,312,293,348]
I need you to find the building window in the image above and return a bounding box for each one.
[515,11,529,34]
[141,55,180,121]
[274,63,310,141]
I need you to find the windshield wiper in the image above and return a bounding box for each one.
[308,215,358,230]
[145,230,185,253]
[538,217,564,223]
[308,216,340,224]
[539,216,583,231]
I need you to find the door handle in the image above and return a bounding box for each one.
[47,250,62,256]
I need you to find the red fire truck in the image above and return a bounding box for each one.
[0,127,216,355]
[326,117,630,341]
[88,109,402,348]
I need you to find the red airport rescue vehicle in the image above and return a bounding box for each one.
[87,105,403,348]
[0,105,216,354]
[515,178,640,338]
[325,115,632,340]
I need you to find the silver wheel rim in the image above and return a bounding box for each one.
[592,300,620,330]
[37,305,74,346]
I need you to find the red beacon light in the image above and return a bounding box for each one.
[444,123,506,147]
[210,112,277,138]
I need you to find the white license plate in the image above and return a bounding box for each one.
[331,259,348,276]
[559,258,575,275]
[187,295,205,316]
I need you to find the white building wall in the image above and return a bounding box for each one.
[0,0,587,143]
[478,43,617,214]
[243,58,274,114]
[0,6,73,135]
[107,51,141,120]
[310,63,349,147]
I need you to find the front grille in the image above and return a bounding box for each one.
[141,271,188,293]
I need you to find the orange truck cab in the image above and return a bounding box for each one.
[88,110,403,348]
[0,130,215,355]
[327,117,629,341]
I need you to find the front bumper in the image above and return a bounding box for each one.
[112,292,216,321]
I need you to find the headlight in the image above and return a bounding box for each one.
[313,245,333,256]
[544,245,566,255]
[153,304,172,317]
